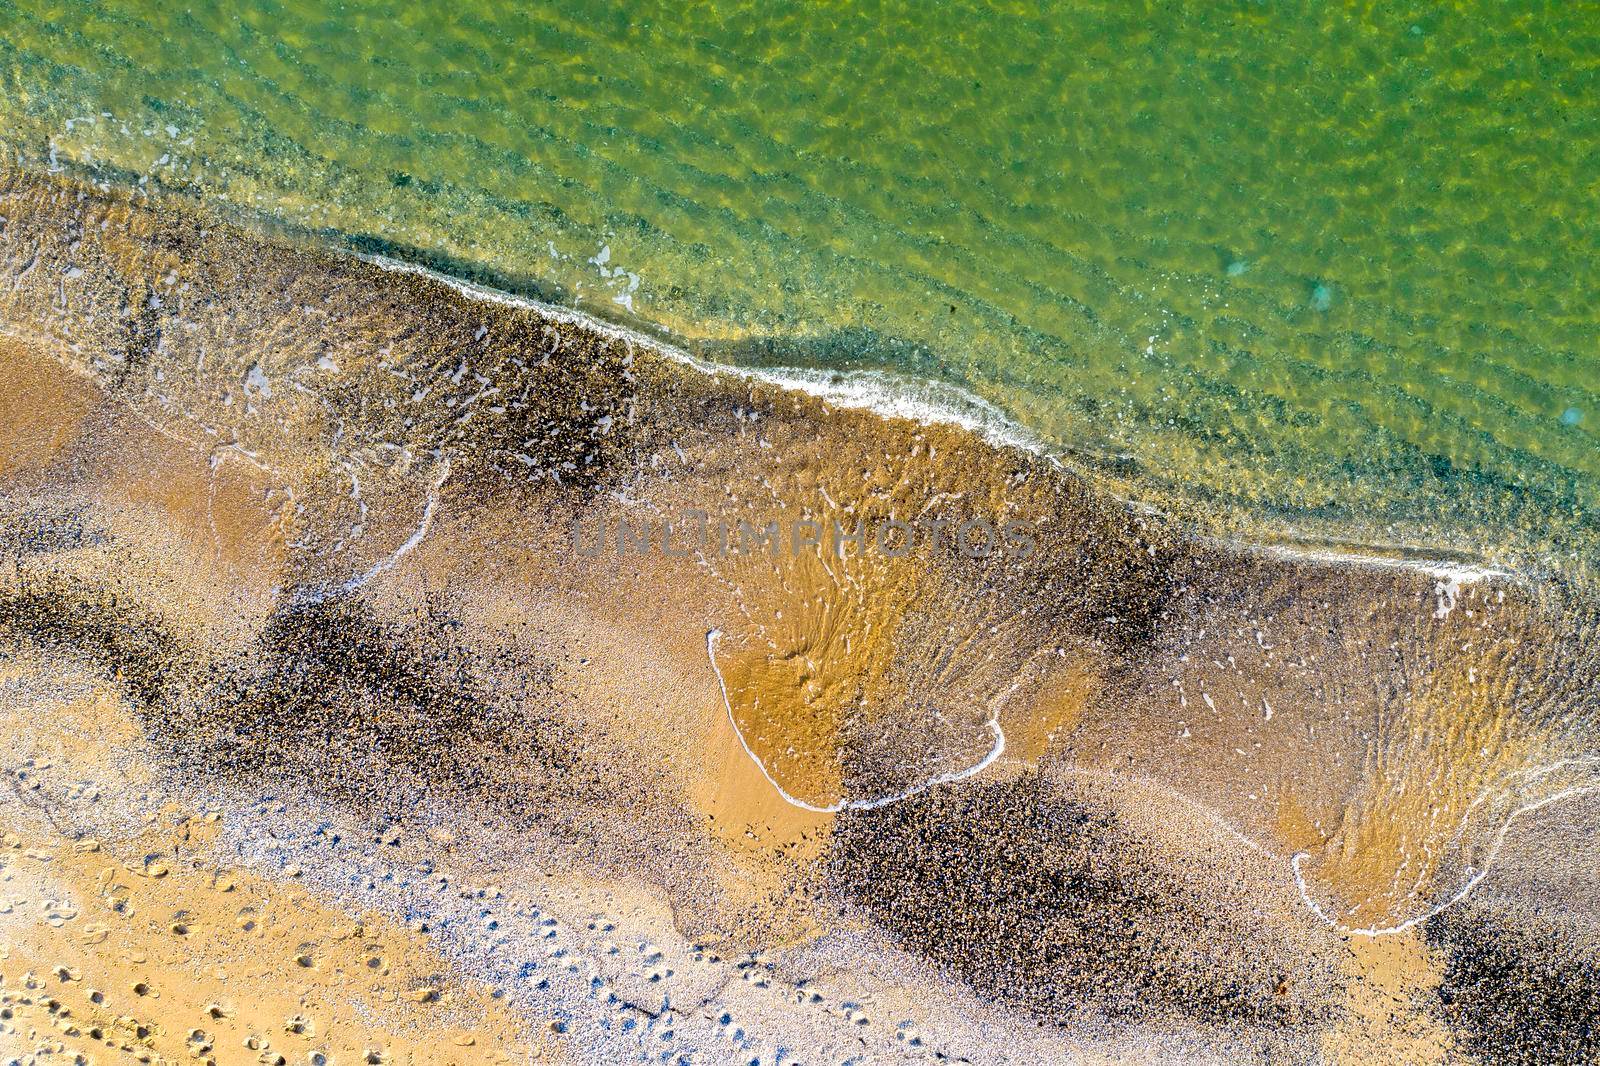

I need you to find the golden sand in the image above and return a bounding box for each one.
[0,823,550,1064]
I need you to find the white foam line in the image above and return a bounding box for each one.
[336,459,451,596]
[704,624,1321,881]
[704,629,1005,813]
[1245,542,1513,586]
[705,625,1286,890]
[0,257,1541,590]
[712,619,1591,936]
[724,365,1058,460]
[362,252,1529,586]
[358,252,1058,461]
[1292,780,1600,936]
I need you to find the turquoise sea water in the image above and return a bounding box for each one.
[1,0,1596,572]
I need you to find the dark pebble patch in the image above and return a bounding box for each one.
[142,594,617,820]
[0,582,185,709]
[829,771,1335,1030]
[1428,907,1600,1066]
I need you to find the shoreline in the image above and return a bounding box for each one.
[360,249,1520,591]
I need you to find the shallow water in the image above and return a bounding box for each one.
[3,0,1596,570]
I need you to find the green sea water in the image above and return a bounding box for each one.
[1,0,1596,572]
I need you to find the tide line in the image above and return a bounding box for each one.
[358,251,1517,588]
[703,628,1006,814]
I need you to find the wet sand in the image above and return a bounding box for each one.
[2,161,1599,1063]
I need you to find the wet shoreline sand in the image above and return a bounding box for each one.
[3,161,1599,1062]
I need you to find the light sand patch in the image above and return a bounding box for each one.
[0,818,554,1064]
[1320,932,1454,1065]
[0,337,97,481]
